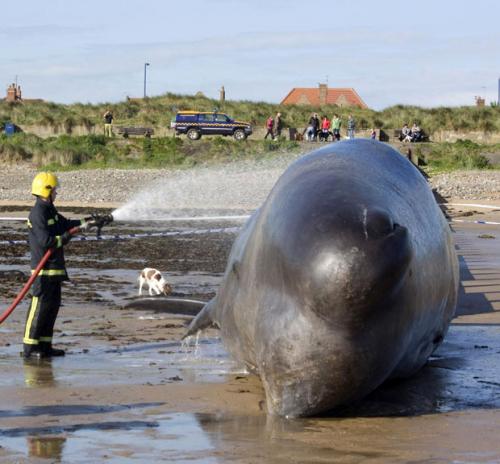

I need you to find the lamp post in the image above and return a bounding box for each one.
[143,62,150,99]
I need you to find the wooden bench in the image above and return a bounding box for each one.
[116,127,154,138]
[393,128,428,142]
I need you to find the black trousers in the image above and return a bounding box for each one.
[24,279,62,349]
[264,129,274,139]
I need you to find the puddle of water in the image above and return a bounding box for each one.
[2,413,218,463]
[66,267,221,306]
[3,410,500,463]
[0,337,244,389]
[1,412,387,463]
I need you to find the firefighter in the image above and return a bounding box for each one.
[23,172,107,359]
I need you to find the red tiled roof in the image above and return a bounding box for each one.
[281,88,368,108]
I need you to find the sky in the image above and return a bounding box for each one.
[1,0,499,110]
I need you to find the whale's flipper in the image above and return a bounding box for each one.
[182,298,219,339]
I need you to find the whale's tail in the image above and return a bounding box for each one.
[182,297,218,339]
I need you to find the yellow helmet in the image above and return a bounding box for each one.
[31,172,58,198]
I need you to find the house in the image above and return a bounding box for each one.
[4,83,43,103]
[5,83,22,102]
[281,83,368,109]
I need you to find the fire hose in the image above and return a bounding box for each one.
[0,213,113,325]
[0,226,80,325]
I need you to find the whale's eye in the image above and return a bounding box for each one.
[365,208,394,239]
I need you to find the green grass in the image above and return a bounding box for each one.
[415,140,496,173]
[0,133,303,170]
[1,93,500,135]
[2,131,496,173]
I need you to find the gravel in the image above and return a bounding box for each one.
[429,170,500,201]
[1,156,500,212]
[0,155,299,211]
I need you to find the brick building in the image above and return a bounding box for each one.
[281,83,367,108]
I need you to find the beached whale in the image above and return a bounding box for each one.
[185,139,459,417]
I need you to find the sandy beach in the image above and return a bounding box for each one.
[0,156,499,462]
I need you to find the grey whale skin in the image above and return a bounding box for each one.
[186,139,459,417]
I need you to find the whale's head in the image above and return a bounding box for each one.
[249,165,416,416]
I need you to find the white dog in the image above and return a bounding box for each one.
[138,268,172,296]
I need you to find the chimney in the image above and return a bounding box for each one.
[318,83,328,105]
[6,84,16,102]
[219,85,225,103]
[6,83,22,102]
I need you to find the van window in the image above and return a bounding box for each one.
[177,114,197,122]
[198,114,214,122]
[215,114,230,123]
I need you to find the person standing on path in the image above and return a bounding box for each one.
[305,113,315,141]
[264,115,275,140]
[347,115,356,139]
[320,115,331,142]
[331,114,342,141]
[312,113,320,141]
[103,109,114,137]
[275,112,283,139]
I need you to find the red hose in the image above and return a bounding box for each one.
[0,226,80,325]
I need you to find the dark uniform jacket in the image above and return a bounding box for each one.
[28,197,82,281]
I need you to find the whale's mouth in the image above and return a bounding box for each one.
[261,356,369,418]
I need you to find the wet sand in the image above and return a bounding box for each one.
[0,203,499,462]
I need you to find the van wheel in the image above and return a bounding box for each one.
[187,128,201,140]
[233,129,246,141]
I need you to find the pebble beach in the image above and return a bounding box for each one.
[1,155,500,209]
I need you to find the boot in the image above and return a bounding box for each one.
[22,344,46,360]
[40,343,65,357]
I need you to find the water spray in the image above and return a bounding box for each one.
[0,184,246,326]
[0,213,250,223]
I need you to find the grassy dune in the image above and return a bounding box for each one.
[0,93,499,172]
[1,93,499,133]
[0,132,495,173]
[0,133,302,170]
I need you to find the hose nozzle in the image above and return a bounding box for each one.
[101,213,114,227]
[84,213,114,237]
[95,213,113,237]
